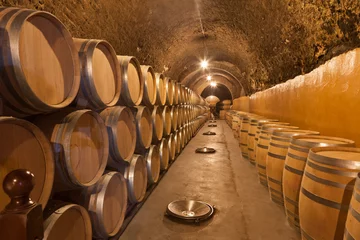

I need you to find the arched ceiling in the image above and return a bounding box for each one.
[4,0,359,98]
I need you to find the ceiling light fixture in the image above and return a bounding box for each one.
[200,60,208,69]
[210,81,217,87]
[206,75,212,81]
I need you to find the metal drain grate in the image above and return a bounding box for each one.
[166,200,214,223]
[203,131,216,135]
[195,147,216,153]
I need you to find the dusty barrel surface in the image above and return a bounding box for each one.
[132,106,153,153]
[345,173,360,240]
[267,129,319,206]
[168,133,176,161]
[151,106,164,143]
[43,203,92,240]
[159,138,170,170]
[73,38,121,110]
[299,147,360,240]
[34,109,109,192]
[0,8,80,117]
[141,65,156,107]
[118,56,143,106]
[255,124,296,187]
[162,106,172,136]
[283,135,354,230]
[120,154,147,204]
[155,73,166,106]
[100,106,136,167]
[145,145,161,185]
[0,117,54,210]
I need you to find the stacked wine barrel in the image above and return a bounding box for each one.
[224,109,360,240]
[0,7,209,239]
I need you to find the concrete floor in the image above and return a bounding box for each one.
[121,121,300,240]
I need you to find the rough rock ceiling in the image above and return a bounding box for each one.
[2,0,359,98]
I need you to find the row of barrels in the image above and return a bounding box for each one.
[0,7,207,118]
[0,110,209,239]
[225,110,360,240]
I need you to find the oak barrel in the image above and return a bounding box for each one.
[145,145,161,185]
[283,135,354,230]
[165,77,174,105]
[0,8,80,117]
[132,106,153,153]
[344,173,360,239]
[170,105,179,132]
[100,106,136,167]
[172,80,179,105]
[73,38,121,110]
[44,203,92,240]
[0,117,54,210]
[180,127,186,148]
[159,138,170,170]
[155,73,166,106]
[299,147,360,240]
[239,114,252,159]
[34,110,108,192]
[168,133,176,161]
[177,106,184,127]
[255,124,296,187]
[175,130,181,155]
[151,106,164,143]
[162,106,172,136]
[120,154,147,204]
[141,65,156,107]
[267,130,319,206]
[118,56,143,106]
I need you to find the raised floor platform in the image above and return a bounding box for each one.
[120,120,300,240]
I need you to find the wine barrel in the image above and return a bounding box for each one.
[180,127,186,148]
[120,154,147,204]
[73,38,121,110]
[267,129,319,206]
[141,65,156,107]
[100,106,136,167]
[239,114,252,159]
[345,173,360,239]
[0,8,80,117]
[0,117,54,210]
[254,119,281,153]
[132,106,153,153]
[159,138,170,170]
[172,80,179,105]
[168,133,176,161]
[155,73,166,106]
[151,106,164,143]
[34,110,108,192]
[162,106,172,136]
[175,130,181,155]
[255,124,296,187]
[44,203,92,240]
[177,106,184,127]
[178,83,185,104]
[165,77,174,105]
[118,56,143,106]
[145,145,161,184]
[170,105,179,132]
[283,136,354,230]
[299,147,360,240]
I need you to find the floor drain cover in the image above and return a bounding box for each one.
[203,131,216,135]
[166,200,214,223]
[209,120,217,123]
[208,124,217,127]
[195,147,216,153]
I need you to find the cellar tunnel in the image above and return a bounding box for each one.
[0,1,359,240]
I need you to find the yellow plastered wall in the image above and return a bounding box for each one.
[249,48,360,146]
[232,96,250,112]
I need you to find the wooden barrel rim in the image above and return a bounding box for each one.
[170,106,178,131]
[134,106,152,150]
[0,8,80,111]
[90,172,127,237]
[165,77,174,105]
[169,133,176,161]
[162,106,171,136]
[0,116,54,210]
[75,39,121,108]
[172,80,179,104]
[308,147,360,169]
[44,204,92,240]
[273,129,320,138]
[127,155,147,203]
[160,138,169,170]
[291,135,355,149]
[58,110,108,187]
[141,65,156,106]
[145,145,160,184]
[118,56,144,106]
[155,73,166,106]
[151,106,164,142]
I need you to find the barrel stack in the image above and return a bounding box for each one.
[0,6,209,239]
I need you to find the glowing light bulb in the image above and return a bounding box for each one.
[200,60,208,69]
[210,81,217,87]
[206,75,212,81]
